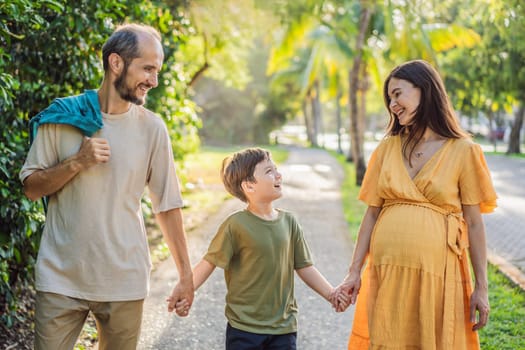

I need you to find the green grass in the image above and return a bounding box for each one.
[479,264,525,349]
[484,151,525,159]
[330,150,525,349]
[329,151,366,241]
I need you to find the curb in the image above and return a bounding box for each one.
[488,250,525,291]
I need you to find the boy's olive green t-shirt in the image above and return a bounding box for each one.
[204,209,313,334]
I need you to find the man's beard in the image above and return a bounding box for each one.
[114,66,147,105]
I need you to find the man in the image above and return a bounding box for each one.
[19,23,194,350]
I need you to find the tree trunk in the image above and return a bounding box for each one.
[348,4,373,186]
[336,88,343,154]
[507,103,524,154]
[311,80,321,147]
[188,33,210,88]
[188,62,210,87]
[302,94,314,146]
[358,64,369,155]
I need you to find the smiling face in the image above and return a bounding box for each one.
[245,157,282,202]
[387,78,421,126]
[113,34,163,105]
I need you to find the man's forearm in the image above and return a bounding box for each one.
[156,208,193,281]
[23,157,84,201]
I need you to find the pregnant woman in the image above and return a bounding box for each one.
[336,60,497,350]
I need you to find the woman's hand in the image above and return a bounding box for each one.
[470,286,490,331]
[331,271,361,312]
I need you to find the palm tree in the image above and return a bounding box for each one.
[268,0,482,184]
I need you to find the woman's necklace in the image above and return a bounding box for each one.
[412,138,446,162]
[413,142,429,159]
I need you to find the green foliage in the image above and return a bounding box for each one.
[131,1,202,159]
[0,127,45,328]
[443,0,525,111]
[180,0,290,146]
[195,36,293,145]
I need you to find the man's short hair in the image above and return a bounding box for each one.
[102,23,161,71]
[221,148,271,202]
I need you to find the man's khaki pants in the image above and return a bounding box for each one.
[34,291,144,350]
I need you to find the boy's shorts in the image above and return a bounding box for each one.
[34,291,144,350]
[226,323,297,350]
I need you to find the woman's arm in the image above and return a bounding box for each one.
[337,205,381,305]
[463,204,490,331]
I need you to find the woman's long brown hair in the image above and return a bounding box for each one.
[383,60,469,165]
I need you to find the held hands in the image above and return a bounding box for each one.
[330,271,361,312]
[171,298,191,317]
[76,136,110,169]
[330,288,351,312]
[166,279,194,317]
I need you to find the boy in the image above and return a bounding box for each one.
[168,147,347,349]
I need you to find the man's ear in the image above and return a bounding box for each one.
[108,53,124,74]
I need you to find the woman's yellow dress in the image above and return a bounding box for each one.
[348,136,497,350]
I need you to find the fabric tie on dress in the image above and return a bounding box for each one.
[382,199,468,257]
[382,199,472,349]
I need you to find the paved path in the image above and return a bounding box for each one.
[139,147,355,349]
[483,154,525,288]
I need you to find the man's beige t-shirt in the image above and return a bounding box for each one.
[20,104,183,301]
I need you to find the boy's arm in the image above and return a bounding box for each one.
[193,258,216,290]
[296,265,333,301]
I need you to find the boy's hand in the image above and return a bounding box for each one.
[335,289,351,312]
[338,271,361,306]
[175,298,191,317]
[166,296,191,317]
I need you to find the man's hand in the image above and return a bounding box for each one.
[76,136,110,169]
[167,278,194,317]
[22,136,111,201]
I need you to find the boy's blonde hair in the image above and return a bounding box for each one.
[221,148,271,202]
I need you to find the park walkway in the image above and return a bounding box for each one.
[139,147,355,349]
[483,153,525,289]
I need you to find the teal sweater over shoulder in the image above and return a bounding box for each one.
[28,90,103,211]
[29,89,103,143]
